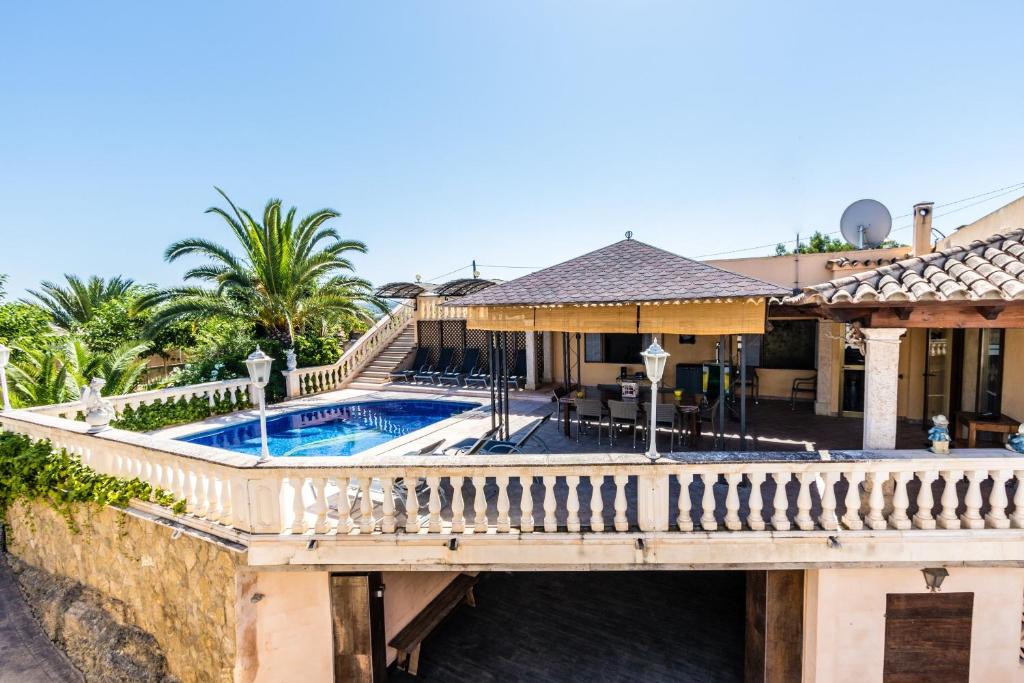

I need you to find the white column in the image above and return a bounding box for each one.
[525,333,538,390]
[815,321,840,416]
[541,332,553,383]
[861,327,906,450]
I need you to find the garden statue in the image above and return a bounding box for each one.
[285,348,297,371]
[1007,424,1024,454]
[928,414,950,454]
[80,377,115,433]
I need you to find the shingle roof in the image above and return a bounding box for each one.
[787,229,1024,305]
[454,239,787,307]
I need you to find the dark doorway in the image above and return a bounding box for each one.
[390,571,746,682]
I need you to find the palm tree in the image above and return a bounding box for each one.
[143,188,383,346]
[26,275,137,330]
[7,336,149,407]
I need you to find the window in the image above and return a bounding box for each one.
[976,328,1004,415]
[583,333,649,364]
[760,320,816,370]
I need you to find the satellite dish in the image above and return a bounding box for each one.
[840,199,892,249]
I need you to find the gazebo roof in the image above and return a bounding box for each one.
[434,278,500,297]
[456,238,786,307]
[375,281,436,298]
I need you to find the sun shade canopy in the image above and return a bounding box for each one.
[375,281,435,298]
[434,278,499,297]
[451,239,785,334]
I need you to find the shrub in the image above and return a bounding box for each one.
[112,393,246,432]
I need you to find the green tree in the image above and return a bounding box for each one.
[0,303,51,346]
[775,231,905,255]
[25,274,137,330]
[0,273,7,300]
[142,188,384,346]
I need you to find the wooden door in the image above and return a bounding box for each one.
[329,573,387,683]
[883,592,973,683]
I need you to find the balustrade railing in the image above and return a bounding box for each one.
[416,296,466,321]
[26,378,255,421]
[2,410,1022,541]
[284,302,414,397]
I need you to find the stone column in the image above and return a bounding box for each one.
[814,322,839,416]
[862,327,906,449]
[525,333,538,390]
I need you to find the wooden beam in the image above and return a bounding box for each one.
[868,304,1024,328]
[745,570,804,683]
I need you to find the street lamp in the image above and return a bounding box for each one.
[0,344,11,411]
[641,339,670,461]
[245,346,274,463]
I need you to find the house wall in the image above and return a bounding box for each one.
[938,194,1024,250]
[999,328,1024,423]
[802,567,1024,682]
[708,247,910,291]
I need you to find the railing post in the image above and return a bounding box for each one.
[637,473,669,532]
[282,370,302,398]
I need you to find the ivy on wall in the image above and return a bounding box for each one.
[0,431,186,530]
[111,394,248,433]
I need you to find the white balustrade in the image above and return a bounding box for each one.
[416,296,467,322]
[3,410,1024,543]
[285,302,415,397]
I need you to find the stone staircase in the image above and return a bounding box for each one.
[349,326,417,387]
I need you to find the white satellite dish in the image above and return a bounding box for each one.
[840,199,892,249]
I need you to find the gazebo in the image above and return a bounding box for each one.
[451,236,786,447]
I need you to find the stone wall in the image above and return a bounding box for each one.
[4,501,244,683]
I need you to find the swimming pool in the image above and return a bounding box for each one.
[179,399,478,457]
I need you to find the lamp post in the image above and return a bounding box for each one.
[0,344,11,411]
[245,346,274,463]
[641,339,670,462]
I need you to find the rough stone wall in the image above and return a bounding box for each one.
[4,501,243,683]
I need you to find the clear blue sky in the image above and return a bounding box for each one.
[3,2,1023,296]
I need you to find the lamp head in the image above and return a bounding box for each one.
[245,346,274,388]
[921,567,949,592]
[641,339,670,383]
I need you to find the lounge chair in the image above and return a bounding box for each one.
[479,414,551,454]
[442,426,503,455]
[390,347,430,383]
[465,363,490,389]
[438,348,481,387]
[507,348,528,389]
[414,347,454,384]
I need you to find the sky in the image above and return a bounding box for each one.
[2,2,1024,297]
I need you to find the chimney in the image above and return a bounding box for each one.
[912,202,934,256]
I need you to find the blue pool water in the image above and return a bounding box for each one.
[179,399,478,457]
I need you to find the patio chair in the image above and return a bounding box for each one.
[507,348,528,389]
[479,414,552,454]
[414,347,455,384]
[443,426,503,454]
[791,375,816,410]
[390,347,430,382]
[575,398,607,445]
[606,400,642,449]
[464,363,491,389]
[438,348,481,387]
[651,403,679,452]
[349,439,448,511]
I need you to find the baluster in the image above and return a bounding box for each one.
[473,476,488,532]
[771,471,790,531]
[960,469,985,529]
[359,478,373,533]
[1011,471,1024,529]
[724,473,742,531]
[839,471,865,530]
[865,470,887,530]
[291,477,307,533]
[312,478,328,533]
[192,467,209,518]
[701,471,717,532]
[404,474,420,532]
[450,476,465,533]
[175,462,189,509]
[794,472,814,531]
[565,475,580,532]
[746,472,766,531]
[676,473,693,531]
[206,470,221,523]
[379,477,396,533]
[496,476,511,533]
[613,475,628,532]
[888,471,912,530]
[337,477,353,533]
[938,470,963,529]
[590,475,605,532]
[543,476,557,532]
[186,467,200,515]
[819,471,839,531]
[520,476,534,533]
[985,469,1011,529]
[913,471,938,529]
[427,476,442,532]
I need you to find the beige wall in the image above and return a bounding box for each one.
[5,502,241,683]
[803,567,1024,682]
[938,194,1024,250]
[708,247,909,291]
[1000,329,1024,423]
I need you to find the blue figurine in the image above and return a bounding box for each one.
[1007,425,1024,454]
[928,415,950,454]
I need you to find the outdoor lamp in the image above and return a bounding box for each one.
[0,343,11,411]
[921,567,949,592]
[641,340,670,461]
[245,347,274,462]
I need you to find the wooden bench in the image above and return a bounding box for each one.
[389,573,478,676]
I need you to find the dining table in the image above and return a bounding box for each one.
[558,390,703,448]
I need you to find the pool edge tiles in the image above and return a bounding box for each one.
[177,399,482,458]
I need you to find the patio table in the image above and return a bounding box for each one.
[559,393,702,448]
[956,412,1021,448]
